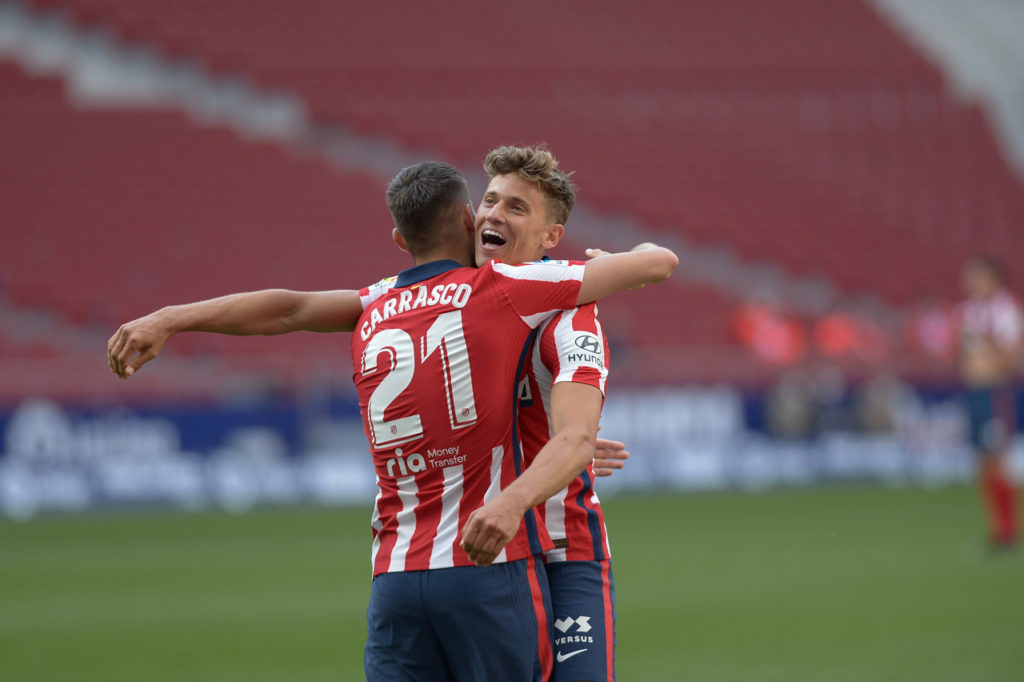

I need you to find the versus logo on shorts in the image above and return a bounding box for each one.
[554,615,592,636]
[554,615,594,662]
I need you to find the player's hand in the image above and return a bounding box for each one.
[107,311,173,379]
[584,246,650,288]
[460,497,524,567]
[593,438,630,477]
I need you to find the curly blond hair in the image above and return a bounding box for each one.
[483,145,576,224]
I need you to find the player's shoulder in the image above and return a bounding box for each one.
[574,300,599,319]
[541,304,607,354]
[555,301,601,329]
[359,275,398,307]
[489,258,583,281]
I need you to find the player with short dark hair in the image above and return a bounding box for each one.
[385,161,475,257]
[956,255,1022,550]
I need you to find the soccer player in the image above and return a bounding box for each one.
[107,160,677,679]
[469,145,619,682]
[955,255,1022,550]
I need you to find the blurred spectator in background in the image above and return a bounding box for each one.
[855,372,917,435]
[955,255,1022,550]
[766,370,817,439]
[809,364,851,433]
[814,308,891,366]
[733,292,806,365]
[765,365,854,438]
[907,299,956,362]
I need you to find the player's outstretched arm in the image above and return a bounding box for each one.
[576,242,678,305]
[107,289,362,378]
[461,381,603,567]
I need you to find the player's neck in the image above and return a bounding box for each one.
[411,248,473,268]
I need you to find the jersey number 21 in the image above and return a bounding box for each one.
[361,310,478,448]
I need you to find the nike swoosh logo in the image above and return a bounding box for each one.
[556,649,588,663]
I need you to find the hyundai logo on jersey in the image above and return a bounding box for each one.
[574,334,601,353]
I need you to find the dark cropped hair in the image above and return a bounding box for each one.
[386,161,471,253]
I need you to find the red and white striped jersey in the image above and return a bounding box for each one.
[352,258,585,576]
[517,303,612,563]
[957,289,1024,352]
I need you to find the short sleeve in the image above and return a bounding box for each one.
[539,303,609,395]
[359,276,398,309]
[489,260,585,328]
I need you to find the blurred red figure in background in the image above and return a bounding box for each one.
[733,295,806,365]
[955,255,1023,550]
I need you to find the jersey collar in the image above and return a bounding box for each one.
[395,259,464,287]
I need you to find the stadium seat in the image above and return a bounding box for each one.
[9,0,1024,387]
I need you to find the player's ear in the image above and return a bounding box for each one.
[463,203,475,233]
[542,222,565,250]
[392,227,411,254]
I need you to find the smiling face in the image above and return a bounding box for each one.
[475,173,564,266]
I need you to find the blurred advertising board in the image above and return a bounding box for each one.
[1,383,1018,519]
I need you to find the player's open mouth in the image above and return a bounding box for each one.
[480,229,508,251]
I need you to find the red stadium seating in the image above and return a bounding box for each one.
[8,0,1024,391]
[25,0,1023,309]
[0,62,410,307]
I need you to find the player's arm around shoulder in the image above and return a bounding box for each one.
[519,381,606,506]
[577,242,678,305]
[542,307,628,476]
[461,381,603,567]
[107,289,362,378]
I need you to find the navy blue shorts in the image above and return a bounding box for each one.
[965,385,1017,454]
[364,556,553,681]
[547,560,617,682]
